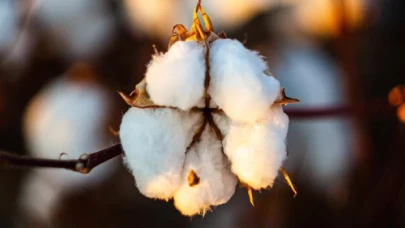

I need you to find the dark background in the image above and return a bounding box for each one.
[0,0,404,227]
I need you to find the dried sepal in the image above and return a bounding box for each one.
[274,88,300,105]
[168,1,215,49]
[217,31,228,39]
[187,169,200,187]
[280,167,297,197]
[118,79,158,108]
[263,69,273,77]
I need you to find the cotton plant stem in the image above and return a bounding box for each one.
[285,100,394,119]
[0,144,123,174]
[0,100,395,172]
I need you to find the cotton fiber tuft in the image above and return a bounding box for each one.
[209,39,281,123]
[120,108,202,200]
[224,106,289,189]
[146,41,206,110]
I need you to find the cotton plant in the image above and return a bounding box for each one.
[118,1,298,216]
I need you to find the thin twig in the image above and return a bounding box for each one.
[285,101,394,119]
[0,101,395,173]
[0,144,123,174]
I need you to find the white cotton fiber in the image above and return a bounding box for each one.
[209,39,281,123]
[145,41,206,110]
[173,126,237,216]
[120,108,202,200]
[212,113,231,136]
[224,105,289,190]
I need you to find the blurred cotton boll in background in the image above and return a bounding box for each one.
[289,0,365,38]
[18,63,119,226]
[34,0,115,61]
[0,0,17,54]
[123,0,278,41]
[265,3,361,202]
[123,0,365,42]
[0,0,35,76]
[273,41,355,202]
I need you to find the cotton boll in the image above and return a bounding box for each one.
[120,108,203,200]
[0,0,17,53]
[209,39,281,123]
[274,45,354,194]
[35,0,115,60]
[173,126,237,216]
[23,75,117,184]
[145,41,206,110]
[224,105,289,190]
[20,74,118,224]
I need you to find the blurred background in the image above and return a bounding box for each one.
[0,0,404,227]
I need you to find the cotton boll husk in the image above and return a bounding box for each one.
[173,126,237,216]
[120,108,202,200]
[224,105,289,190]
[20,74,118,224]
[209,39,281,123]
[145,41,206,110]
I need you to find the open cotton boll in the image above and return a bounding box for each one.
[120,108,202,200]
[145,41,206,110]
[173,127,237,216]
[224,105,289,190]
[209,39,281,123]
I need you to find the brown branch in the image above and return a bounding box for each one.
[0,144,123,174]
[285,101,395,119]
[0,100,396,173]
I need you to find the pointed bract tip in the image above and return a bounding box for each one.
[117,91,134,107]
[247,186,255,206]
[280,167,298,197]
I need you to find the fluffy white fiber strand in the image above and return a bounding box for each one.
[174,126,237,216]
[209,39,281,123]
[224,105,289,190]
[145,41,206,110]
[20,75,117,224]
[120,108,202,200]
